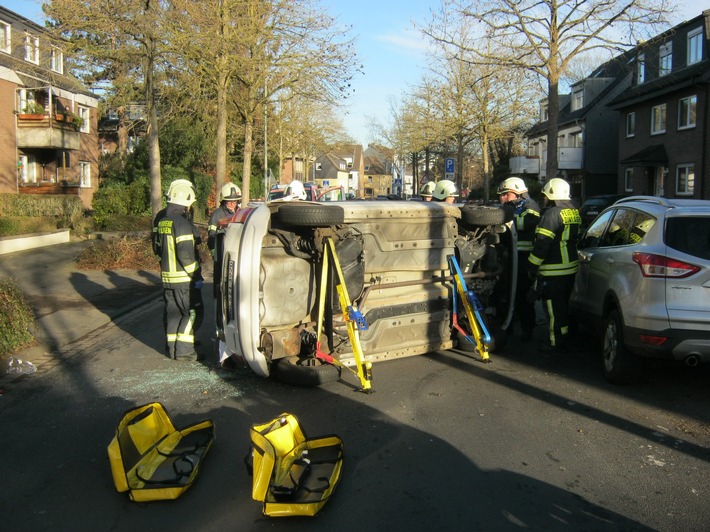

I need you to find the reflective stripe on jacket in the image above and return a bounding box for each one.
[152,204,200,288]
[512,198,541,253]
[528,201,581,277]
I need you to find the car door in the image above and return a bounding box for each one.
[572,209,614,320]
[664,212,710,331]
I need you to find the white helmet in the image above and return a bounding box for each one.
[284,180,307,201]
[497,177,527,196]
[168,181,197,207]
[542,178,571,201]
[433,179,458,201]
[165,179,194,199]
[220,183,242,202]
[421,181,436,197]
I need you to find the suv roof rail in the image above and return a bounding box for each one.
[615,195,674,207]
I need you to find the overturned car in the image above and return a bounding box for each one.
[214,199,516,387]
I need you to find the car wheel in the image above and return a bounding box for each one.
[460,205,510,226]
[276,204,345,227]
[602,310,640,384]
[272,355,341,387]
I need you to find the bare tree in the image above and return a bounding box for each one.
[45,0,168,217]
[430,0,674,181]
[223,0,358,205]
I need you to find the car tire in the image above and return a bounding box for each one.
[276,204,345,227]
[460,205,510,226]
[272,355,341,387]
[602,310,641,384]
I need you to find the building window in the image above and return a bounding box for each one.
[636,54,645,84]
[626,112,635,137]
[50,47,63,73]
[659,43,672,76]
[678,95,697,130]
[18,155,38,183]
[0,20,10,54]
[570,131,583,148]
[24,33,39,64]
[688,28,702,65]
[80,161,91,188]
[624,168,633,192]
[540,103,548,122]
[572,90,583,111]
[651,104,666,135]
[676,164,694,196]
[78,105,90,133]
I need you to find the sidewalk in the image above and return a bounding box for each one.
[0,237,163,372]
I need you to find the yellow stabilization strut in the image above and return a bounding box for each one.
[315,237,373,392]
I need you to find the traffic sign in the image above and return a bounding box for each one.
[445,158,455,179]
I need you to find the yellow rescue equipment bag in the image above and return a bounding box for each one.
[246,413,344,517]
[108,402,214,502]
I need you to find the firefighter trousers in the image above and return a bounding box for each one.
[539,274,575,348]
[163,287,196,359]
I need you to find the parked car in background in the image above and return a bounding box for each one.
[579,194,627,228]
[570,196,710,384]
[214,199,516,386]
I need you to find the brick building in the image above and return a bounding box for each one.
[0,5,99,208]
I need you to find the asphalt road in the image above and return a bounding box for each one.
[1,289,709,531]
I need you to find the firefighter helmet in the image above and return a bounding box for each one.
[167,181,197,207]
[220,183,242,202]
[421,181,436,198]
[497,177,527,196]
[165,179,195,200]
[284,180,307,201]
[542,178,571,201]
[432,179,458,201]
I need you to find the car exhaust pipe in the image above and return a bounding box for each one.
[685,355,700,367]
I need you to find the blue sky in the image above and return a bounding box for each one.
[4,0,705,146]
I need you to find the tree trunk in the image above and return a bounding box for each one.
[145,33,162,220]
[241,113,254,207]
[216,76,228,195]
[546,76,559,182]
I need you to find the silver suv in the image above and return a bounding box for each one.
[570,196,710,384]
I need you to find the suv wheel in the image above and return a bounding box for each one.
[275,204,344,227]
[602,310,640,384]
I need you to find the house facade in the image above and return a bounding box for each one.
[513,10,709,203]
[0,6,99,208]
[610,11,709,199]
[513,55,632,203]
[363,144,400,198]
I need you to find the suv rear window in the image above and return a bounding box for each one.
[666,217,710,260]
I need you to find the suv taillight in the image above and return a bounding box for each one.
[632,252,700,278]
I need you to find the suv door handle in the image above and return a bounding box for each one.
[606,258,615,264]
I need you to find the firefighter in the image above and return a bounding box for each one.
[497,177,541,340]
[421,180,436,201]
[208,182,242,256]
[527,178,581,353]
[152,180,202,361]
[432,179,458,204]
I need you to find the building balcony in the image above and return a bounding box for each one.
[16,113,80,150]
[509,156,540,175]
[558,147,583,170]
